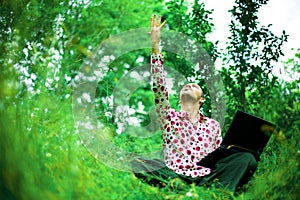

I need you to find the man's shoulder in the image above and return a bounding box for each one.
[202,115,220,126]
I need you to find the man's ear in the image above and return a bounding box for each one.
[199,98,204,109]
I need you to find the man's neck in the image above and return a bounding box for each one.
[181,103,200,122]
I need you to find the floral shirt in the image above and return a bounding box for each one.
[151,53,223,178]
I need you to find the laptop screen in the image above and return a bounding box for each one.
[222,111,276,154]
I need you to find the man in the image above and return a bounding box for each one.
[133,14,257,192]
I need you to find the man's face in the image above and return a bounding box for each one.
[180,83,203,102]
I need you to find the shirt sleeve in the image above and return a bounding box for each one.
[150,53,171,132]
[213,121,223,150]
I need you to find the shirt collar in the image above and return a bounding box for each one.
[178,110,206,123]
[178,110,188,118]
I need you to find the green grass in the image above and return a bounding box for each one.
[1,88,299,200]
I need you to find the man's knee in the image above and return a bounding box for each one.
[237,152,257,170]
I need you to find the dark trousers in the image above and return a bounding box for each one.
[132,152,257,192]
[195,152,257,191]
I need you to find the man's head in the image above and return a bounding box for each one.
[179,83,204,109]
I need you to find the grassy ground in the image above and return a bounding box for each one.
[1,89,299,200]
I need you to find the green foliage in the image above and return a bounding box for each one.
[1,0,299,199]
[222,0,288,120]
[235,49,300,200]
[244,130,300,200]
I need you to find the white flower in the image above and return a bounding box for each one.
[186,192,192,197]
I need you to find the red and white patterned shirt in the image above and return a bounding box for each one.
[151,53,223,178]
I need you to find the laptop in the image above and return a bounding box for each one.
[197,110,276,168]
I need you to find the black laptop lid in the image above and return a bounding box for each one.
[222,111,276,154]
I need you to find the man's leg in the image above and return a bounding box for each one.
[197,152,257,192]
[131,158,201,187]
[131,158,180,187]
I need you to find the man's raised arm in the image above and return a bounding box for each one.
[149,14,166,54]
[149,14,171,130]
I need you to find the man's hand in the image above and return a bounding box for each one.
[149,14,166,54]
